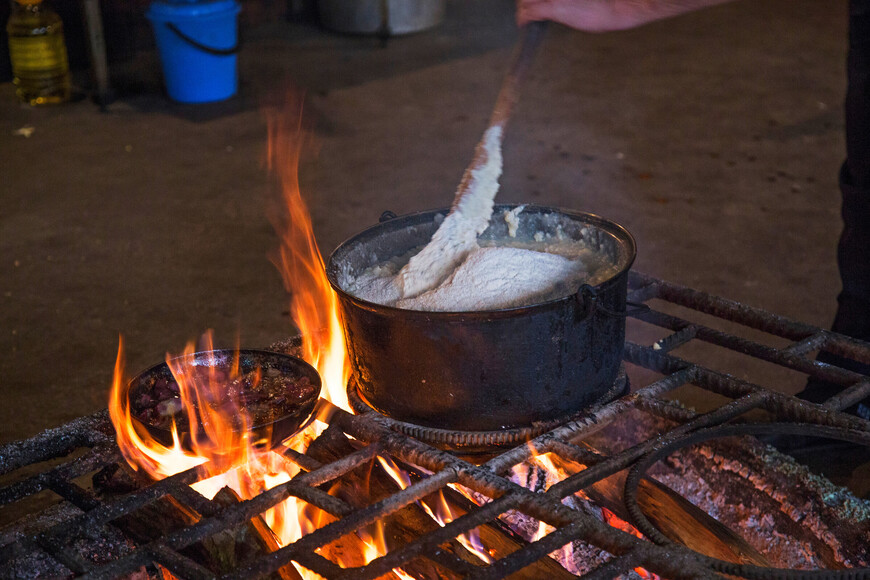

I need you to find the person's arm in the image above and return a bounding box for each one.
[517,0,735,32]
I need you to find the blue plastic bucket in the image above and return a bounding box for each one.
[146,0,241,103]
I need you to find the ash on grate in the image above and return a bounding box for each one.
[0,501,141,579]
[585,409,870,569]
[459,407,870,575]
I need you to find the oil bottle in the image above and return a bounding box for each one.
[6,0,71,105]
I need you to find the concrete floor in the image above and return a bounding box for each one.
[0,0,850,447]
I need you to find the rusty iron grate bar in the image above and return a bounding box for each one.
[0,272,868,579]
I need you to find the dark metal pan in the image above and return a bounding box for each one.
[128,349,321,450]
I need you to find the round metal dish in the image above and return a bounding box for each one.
[128,349,321,450]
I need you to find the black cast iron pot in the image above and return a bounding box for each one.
[326,204,636,432]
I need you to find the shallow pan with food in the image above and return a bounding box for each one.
[128,349,321,450]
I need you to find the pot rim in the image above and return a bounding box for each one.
[326,203,637,318]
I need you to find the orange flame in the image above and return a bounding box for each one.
[378,457,494,565]
[107,95,377,578]
[601,508,661,579]
[108,335,208,481]
[108,331,306,502]
[263,94,381,573]
[266,94,351,410]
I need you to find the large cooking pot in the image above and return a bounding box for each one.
[326,204,636,431]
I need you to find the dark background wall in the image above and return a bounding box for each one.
[0,0,316,83]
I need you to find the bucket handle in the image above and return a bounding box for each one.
[576,284,649,321]
[166,22,239,56]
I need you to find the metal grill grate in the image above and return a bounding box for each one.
[1,271,869,579]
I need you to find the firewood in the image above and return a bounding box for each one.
[306,425,575,580]
[314,510,375,570]
[544,452,771,567]
[305,426,464,579]
[670,436,858,570]
[209,487,302,580]
[103,475,300,578]
[111,493,202,546]
[394,458,582,574]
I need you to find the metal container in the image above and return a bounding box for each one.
[129,349,321,450]
[326,205,636,431]
[317,0,445,36]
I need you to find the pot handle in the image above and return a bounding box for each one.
[379,210,398,222]
[576,284,649,321]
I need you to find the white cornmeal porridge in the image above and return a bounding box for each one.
[344,208,617,312]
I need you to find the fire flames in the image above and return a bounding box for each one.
[108,97,361,578]
[266,96,351,411]
[107,96,661,579]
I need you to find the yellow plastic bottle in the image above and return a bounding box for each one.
[6,0,71,105]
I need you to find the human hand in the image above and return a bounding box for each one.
[517,0,733,32]
[517,0,638,32]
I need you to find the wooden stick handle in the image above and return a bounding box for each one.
[450,21,548,209]
[490,21,548,129]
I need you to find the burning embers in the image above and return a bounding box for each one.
[105,98,525,577]
[90,99,870,579]
[64,386,870,578]
[105,99,360,575]
[4,335,870,580]
[103,97,662,577]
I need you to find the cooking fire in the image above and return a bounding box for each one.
[1,87,868,578]
[3,0,870,577]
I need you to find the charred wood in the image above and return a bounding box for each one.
[542,451,769,566]
[93,462,299,579]
[305,424,575,580]
[585,408,870,570]
[667,435,869,569]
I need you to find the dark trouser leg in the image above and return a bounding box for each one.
[837,0,870,326]
[832,167,870,343]
[801,167,870,418]
[844,0,870,191]
[798,0,870,418]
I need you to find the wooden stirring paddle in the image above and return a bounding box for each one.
[396,21,548,299]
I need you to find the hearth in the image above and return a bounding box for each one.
[1,271,868,579]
